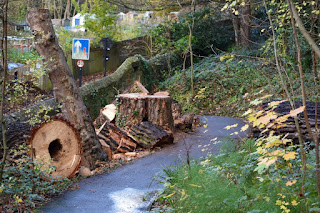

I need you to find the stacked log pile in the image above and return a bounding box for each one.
[253,100,320,143]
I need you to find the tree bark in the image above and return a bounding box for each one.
[147,95,174,132]
[232,16,241,46]
[26,8,107,169]
[240,0,251,47]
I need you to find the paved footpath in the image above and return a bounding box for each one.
[40,116,248,213]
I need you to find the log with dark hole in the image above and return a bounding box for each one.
[28,118,82,178]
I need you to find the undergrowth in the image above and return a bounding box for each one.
[0,145,71,212]
[160,49,317,117]
[153,139,319,212]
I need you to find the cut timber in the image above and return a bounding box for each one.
[117,93,148,126]
[97,122,137,153]
[129,122,174,149]
[147,95,174,132]
[28,118,81,178]
[123,80,150,95]
[94,104,117,128]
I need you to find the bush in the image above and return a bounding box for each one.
[0,145,70,212]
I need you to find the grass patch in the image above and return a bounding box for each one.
[153,138,319,212]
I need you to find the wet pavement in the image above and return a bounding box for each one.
[40,116,248,213]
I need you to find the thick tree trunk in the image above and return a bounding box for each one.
[240,0,251,47]
[26,8,107,169]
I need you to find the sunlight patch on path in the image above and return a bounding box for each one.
[109,188,153,213]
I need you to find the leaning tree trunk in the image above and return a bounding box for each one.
[26,8,107,169]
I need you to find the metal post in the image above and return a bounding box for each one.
[79,67,82,87]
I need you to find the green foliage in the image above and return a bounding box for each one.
[156,137,318,212]
[152,9,234,57]
[75,0,118,44]
[0,145,70,212]
[8,49,40,64]
[55,26,73,53]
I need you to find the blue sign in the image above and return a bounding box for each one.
[72,38,90,60]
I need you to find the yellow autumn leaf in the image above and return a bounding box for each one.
[203,124,208,128]
[291,200,298,206]
[266,157,277,166]
[189,184,201,188]
[260,94,272,99]
[242,109,252,116]
[234,10,239,15]
[241,124,249,132]
[17,198,23,203]
[0,187,2,193]
[286,180,297,186]
[283,152,297,161]
[230,132,239,135]
[163,192,175,199]
[224,123,238,130]
[289,106,305,117]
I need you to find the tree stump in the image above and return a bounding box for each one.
[117,93,148,126]
[147,95,174,132]
[117,93,174,132]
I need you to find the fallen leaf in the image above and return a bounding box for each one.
[289,106,305,117]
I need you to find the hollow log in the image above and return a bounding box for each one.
[97,122,137,153]
[129,121,174,149]
[27,119,82,178]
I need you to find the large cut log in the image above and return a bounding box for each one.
[26,8,107,169]
[117,93,174,131]
[117,93,148,126]
[129,121,174,149]
[147,95,174,132]
[97,122,137,153]
[27,118,82,178]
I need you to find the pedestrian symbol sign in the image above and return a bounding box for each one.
[72,38,90,60]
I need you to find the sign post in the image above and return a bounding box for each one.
[72,38,90,87]
[76,60,85,87]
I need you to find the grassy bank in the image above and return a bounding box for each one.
[153,139,319,212]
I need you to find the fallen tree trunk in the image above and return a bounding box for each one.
[26,8,107,169]
[129,121,174,149]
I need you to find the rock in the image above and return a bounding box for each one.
[112,153,126,160]
[125,152,137,157]
[79,166,91,177]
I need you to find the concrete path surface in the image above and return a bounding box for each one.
[40,116,248,213]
